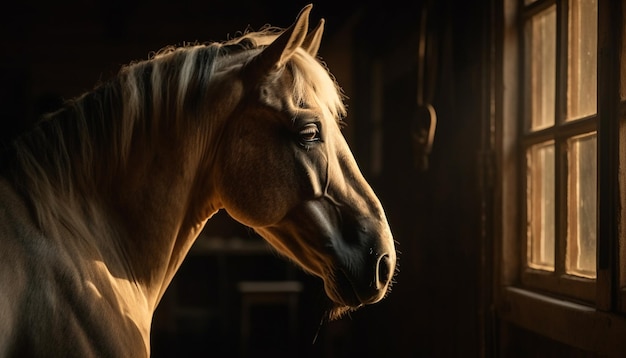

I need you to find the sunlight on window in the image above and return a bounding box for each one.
[527,141,555,271]
[622,2,626,100]
[530,6,556,130]
[567,0,597,120]
[567,133,597,278]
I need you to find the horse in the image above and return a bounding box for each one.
[0,4,396,357]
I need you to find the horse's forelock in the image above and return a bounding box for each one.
[223,28,346,122]
[289,50,346,123]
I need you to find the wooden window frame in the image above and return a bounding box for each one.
[520,0,597,303]
[494,0,626,355]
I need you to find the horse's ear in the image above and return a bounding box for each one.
[302,18,324,56]
[248,4,312,74]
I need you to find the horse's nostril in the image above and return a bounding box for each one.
[377,253,392,285]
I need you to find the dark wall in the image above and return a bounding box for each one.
[0,0,354,141]
[334,1,489,357]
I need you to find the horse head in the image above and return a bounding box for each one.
[212,4,397,318]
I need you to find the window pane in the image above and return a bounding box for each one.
[567,133,597,278]
[527,141,556,271]
[567,0,597,120]
[529,6,556,130]
[622,2,626,100]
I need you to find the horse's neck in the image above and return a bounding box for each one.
[107,153,215,303]
[16,88,220,310]
[90,134,214,310]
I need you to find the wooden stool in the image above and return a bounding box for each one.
[237,280,303,357]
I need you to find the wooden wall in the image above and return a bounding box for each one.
[323,1,489,356]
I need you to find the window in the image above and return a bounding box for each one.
[521,0,597,302]
[496,0,626,355]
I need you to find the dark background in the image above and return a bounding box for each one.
[0,0,363,140]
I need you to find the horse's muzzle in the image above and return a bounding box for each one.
[258,199,396,310]
[330,243,396,307]
[319,200,397,308]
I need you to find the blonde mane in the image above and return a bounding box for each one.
[1,26,346,239]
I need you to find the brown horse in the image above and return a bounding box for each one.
[0,4,396,357]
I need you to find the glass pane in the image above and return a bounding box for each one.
[566,133,597,278]
[527,141,556,271]
[622,2,626,100]
[567,0,597,120]
[529,6,556,130]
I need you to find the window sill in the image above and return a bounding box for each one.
[498,286,626,357]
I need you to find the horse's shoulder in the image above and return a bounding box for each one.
[0,185,148,355]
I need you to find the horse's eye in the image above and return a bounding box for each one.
[299,123,320,144]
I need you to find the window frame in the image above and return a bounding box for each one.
[519,0,598,303]
[494,0,626,354]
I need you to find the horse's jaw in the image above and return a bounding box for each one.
[256,199,397,319]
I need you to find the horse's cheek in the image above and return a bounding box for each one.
[218,143,294,227]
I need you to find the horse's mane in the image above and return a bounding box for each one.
[0,26,346,235]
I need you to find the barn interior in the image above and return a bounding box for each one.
[2,0,625,357]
